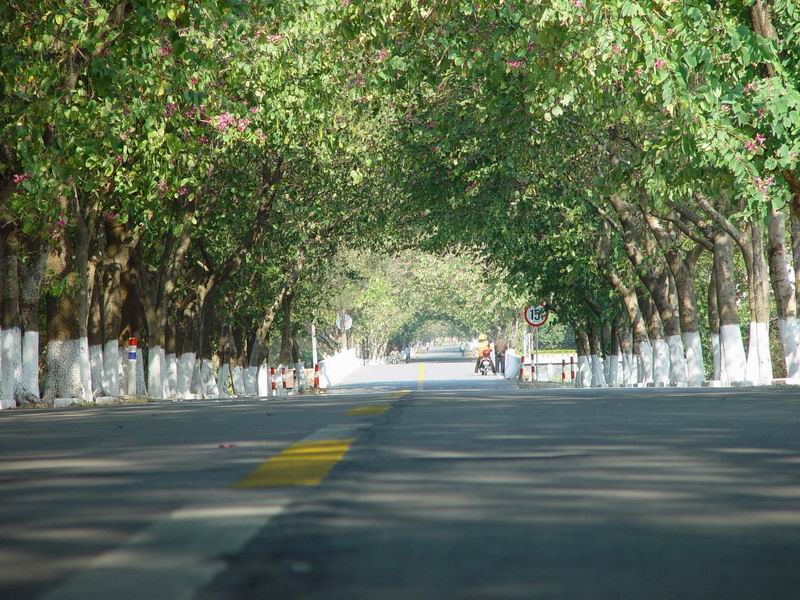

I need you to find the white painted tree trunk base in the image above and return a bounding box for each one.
[147,347,167,399]
[257,364,271,397]
[778,318,800,380]
[244,367,258,396]
[136,349,147,396]
[666,334,687,386]
[721,324,747,384]
[711,333,722,382]
[103,341,119,397]
[683,331,705,385]
[200,359,219,398]
[606,354,619,386]
[638,342,654,384]
[166,353,178,398]
[20,330,41,402]
[745,321,772,385]
[89,344,105,398]
[79,337,93,402]
[218,364,232,398]
[1,327,22,408]
[295,362,307,391]
[652,339,670,385]
[177,352,197,400]
[590,355,606,387]
[231,366,247,396]
[44,339,85,403]
[576,356,592,388]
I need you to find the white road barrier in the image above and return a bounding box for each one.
[319,349,362,388]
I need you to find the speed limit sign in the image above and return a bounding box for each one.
[524,305,548,328]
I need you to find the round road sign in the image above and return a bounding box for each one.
[524,305,548,328]
[336,313,353,331]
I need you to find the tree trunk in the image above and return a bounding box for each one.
[587,321,606,387]
[574,323,592,388]
[165,321,178,398]
[713,231,747,382]
[1,228,22,408]
[229,326,247,396]
[43,205,91,403]
[741,221,773,383]
[607,314,622,386]
[279,293,294,366]
[609,195,682,384]
[18,238,48,402]
[177,298,200,399]
[708,270,723,382]
[768,208,800,379]
[639,291,668,385]
[88,268,105,398]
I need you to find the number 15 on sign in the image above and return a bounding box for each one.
[524,305,548,328]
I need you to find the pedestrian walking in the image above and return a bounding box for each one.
[495,335,508,375]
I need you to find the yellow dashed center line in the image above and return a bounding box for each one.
[233,439,353,488]
[346,404,390,416]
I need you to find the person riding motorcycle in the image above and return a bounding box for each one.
[474,334,496,374]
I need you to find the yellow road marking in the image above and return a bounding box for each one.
[346,404,390,416]
[233,439,353,488]
[417,364,425,391]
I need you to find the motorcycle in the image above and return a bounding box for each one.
[477,349,494,376]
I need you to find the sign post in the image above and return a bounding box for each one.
[523,305,549,382]
[336,312,353,351]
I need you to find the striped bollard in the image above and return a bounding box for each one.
[281,367,287,392]
[127,337,137,396]
[314,363,320,388]
[270,367,276,394]
[561,359,566,382]
[570,356,575,382]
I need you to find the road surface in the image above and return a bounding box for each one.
[1,356,800,599]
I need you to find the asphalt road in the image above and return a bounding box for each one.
[2,358,800,599]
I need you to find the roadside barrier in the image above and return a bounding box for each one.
[127,337,137,395]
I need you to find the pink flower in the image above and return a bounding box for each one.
[157,180,169,194]
[57,212,66,227]
[611,43,622,54]
[654,58,667,70]
[755,176,775,194]
[159,44,172,57]
[506,59,524,69]
[237,118,250,132]
[635,66,644,77]
[745,134,766,153]
[12,173,31,185]
[342,0,351,6]
[743,82,756,95]
[757,108,766,119]
[179,186,189,196]
[376,48,390,61]
[115,154,124,165]
[191,77,199,85]
[573,0,583,7]
[185,106,197,118]
[250,106,259,114]
[164,102,177,118]
[198,135,209,145]
[214,112,236,131]
[266,34,283,44]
